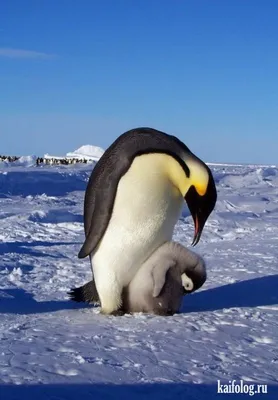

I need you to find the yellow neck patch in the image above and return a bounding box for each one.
[132,153,209,198]
[162,155,192,197]
[186,157,209,196]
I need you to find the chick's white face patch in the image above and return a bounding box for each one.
[181,273,194,291]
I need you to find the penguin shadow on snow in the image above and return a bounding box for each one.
[0,287,88,314]
[181,274,278,313]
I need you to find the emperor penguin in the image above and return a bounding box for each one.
[78,127,217,315]
[70,241,206,316]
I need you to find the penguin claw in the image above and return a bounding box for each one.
[68,287,88,303]
[68,280,100,305]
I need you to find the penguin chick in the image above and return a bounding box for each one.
[121,241,206,315]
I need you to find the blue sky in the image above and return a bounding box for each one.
[0,1,277,164]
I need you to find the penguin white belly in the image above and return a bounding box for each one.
[91,154,184,313]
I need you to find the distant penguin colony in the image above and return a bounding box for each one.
[70,241,206,315]
[0,154,91,166]
[36,157,89,165]
[72,127,217,315]
[0,155,20,162]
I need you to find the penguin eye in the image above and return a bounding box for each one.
[185,282,193,290]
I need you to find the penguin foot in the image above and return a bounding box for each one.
[68,280,100,305]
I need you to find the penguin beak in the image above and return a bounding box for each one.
[185,172,217,246]
[192,214,202,247]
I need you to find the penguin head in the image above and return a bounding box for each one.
[168,152,217,246]
[180,252,207,294]
[181,273,194,293]
[181,264,207,295]
[184,157,217,246]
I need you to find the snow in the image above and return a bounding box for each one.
[66,144,105,160]
[0,161,278,399]
[43,153,66,160]
[43,145,105,162]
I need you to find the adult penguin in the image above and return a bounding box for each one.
[78,127,217,315]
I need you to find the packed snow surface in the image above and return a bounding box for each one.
[0,162,278,399]
[66,145,105,160]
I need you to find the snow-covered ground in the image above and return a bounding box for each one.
[43,144,105,162]
[0,161,278,399]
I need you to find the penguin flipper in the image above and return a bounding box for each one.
[152,259,176,298]
[78,150,132,259]
[68,280,100,304]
